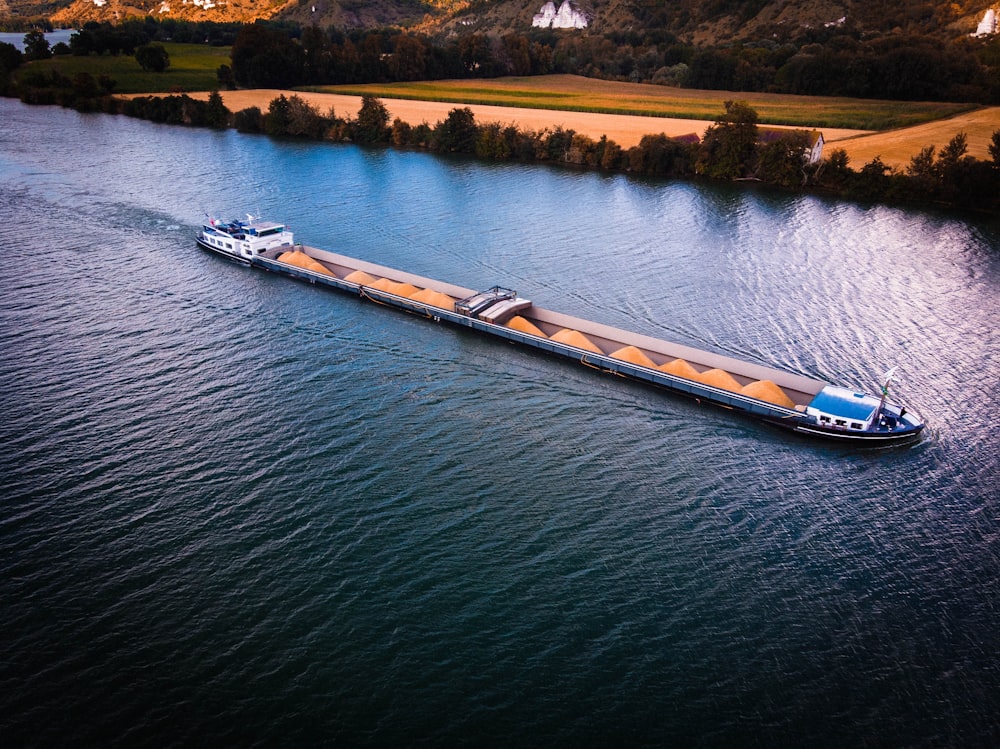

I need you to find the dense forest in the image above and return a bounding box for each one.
[225,20,1000,103]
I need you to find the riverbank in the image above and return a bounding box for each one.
[105,87,1000,211]
[174,88,999,171]
[181,88,869,153]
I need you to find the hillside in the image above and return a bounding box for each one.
[3,0,997,46]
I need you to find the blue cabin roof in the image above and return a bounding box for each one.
[808,386,879,421]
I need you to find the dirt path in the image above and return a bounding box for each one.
[183,90,998,170]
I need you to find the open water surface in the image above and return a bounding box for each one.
[0,30,77,51]
[1,98,998,747]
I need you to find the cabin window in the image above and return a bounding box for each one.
[835,419,846,426]
[851,422,863,430]
[820,415,830,423]
[226,243,232,250]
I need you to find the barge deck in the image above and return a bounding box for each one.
[240,241,924,444]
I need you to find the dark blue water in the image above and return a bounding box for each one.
[1,98,998,747]
[0,30,76,51]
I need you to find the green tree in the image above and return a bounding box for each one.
[205,90,229,129]
[135,43,169,73]
[458,34,495,77]
[628,134,695,176]
[72,72,99,98]
[357,33,386,82]
[756,129,814,186]
[301,25,329,84]
[851,156,894,201]
[234,106,263,133]
[354,95,390,143]
[989,130,1000,167]
[906,144,938,199]
[266,95,291,136]
[814,147,852,191]
[216,64,235,90]
[435,107,478,153]
[231,25,304,88]
[698,100,759,180]
[500,34,532,76]
[475,122,512,161]
[286,95,326,138]
[388,34,426,81]
[23,30,51,61]
[0,41,24,72]
[685,49,736,89]
[937,132,970,202]
[937,132,968,170]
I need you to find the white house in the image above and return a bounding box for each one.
[758,127,825,164]
[974,8,997,37]
[532,1,588,29]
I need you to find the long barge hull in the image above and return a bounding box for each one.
[242,244,923,444]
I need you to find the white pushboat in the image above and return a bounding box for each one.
[196,214,294,263]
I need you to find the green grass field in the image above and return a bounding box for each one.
[18,43,229,93]
[310,76,977,131]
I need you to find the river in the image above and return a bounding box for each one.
[1,97,998,747]
[0,29,76,51]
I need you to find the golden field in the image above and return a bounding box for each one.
[176,75,1000,170]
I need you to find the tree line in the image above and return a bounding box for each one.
[3,17,998,104]
[224,22,1000,104]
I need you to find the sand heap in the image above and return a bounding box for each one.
[410,288,456,309]
[343,270,456,309]
[695,368,742,393]
[550,328,604,354]
[278,249,337,277]
[659,358,700,379]
[657,357,796,406]
[369,278,421,297]
[611,345,656,368]
[507,315,547,337]
[740,379,796,409]
[344,269,377,285]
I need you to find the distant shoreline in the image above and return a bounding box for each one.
[160,89,999,171]
[174,88,867,153]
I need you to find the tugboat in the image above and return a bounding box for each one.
[196,214,294,263]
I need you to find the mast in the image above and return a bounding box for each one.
[875,367,896,426]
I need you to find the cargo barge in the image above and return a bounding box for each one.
[197,219,924,444]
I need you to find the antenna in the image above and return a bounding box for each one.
[881,367,897,395]
[875,367,898,425]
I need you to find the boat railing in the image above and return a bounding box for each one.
[455,286,517,317]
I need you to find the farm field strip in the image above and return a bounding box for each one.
[311,74,976,131]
